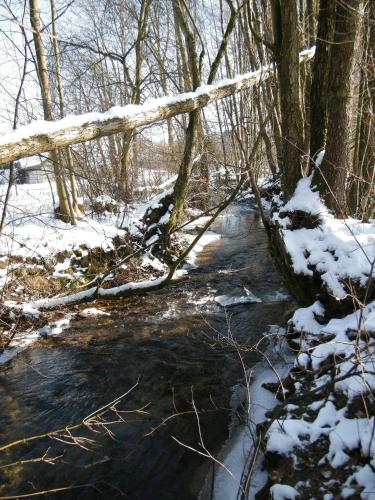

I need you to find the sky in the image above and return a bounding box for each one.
[0,0,75,131]
[0,0,232,142]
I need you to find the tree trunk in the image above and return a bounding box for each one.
[272,0,305,198]
[309,0,335,166]
[29,0,73,223]
[119,129,133,201]
[118,0,151,201]
[312,0,363,214]
[50,0,79,222]
[350,0,375,220]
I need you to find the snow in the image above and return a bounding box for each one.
[79,307,110,317]
[0,330,40,365]
[0,315,73,365]
[267,418,311,455]
[259,295,375,498]
[141,253,167,272]
[158,203,174,224]
[293,299,375,376]
[215,287,262,307]
[291,300,325,335]
[314,149,325,167]
[0,183,123,261]
[270,484,299,499]
[211,330,293,500]
[266,400,375,479]
[0,48,315,156]
[275,176,375,299]
[145,234,159,246]
[282,175,328,215]
[350,465,375,498]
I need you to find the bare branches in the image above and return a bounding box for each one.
[0,379,144,453]
[0,48,315,165]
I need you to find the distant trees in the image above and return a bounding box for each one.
[4,0,372,227]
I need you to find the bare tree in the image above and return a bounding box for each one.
[29,0,75,223]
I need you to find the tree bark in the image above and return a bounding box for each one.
[271,0,305,198]
[312,0,363,214]
[350,0,375,220]
[29,0,73,223]
[50,0,79,222]
[309,0,335,166]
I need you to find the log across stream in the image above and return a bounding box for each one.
[0,204,292,499]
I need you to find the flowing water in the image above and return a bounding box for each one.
[0,204,292,499]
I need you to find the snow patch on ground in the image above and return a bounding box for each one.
[79,308,110,317]
[0,184,123,261]
[0,315,74,365]
[274,176,375,299]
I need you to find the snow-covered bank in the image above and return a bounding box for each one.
[0,181,222,363]
[258,301,375,499]
[274,176,375,299]
[209,177,375,498]
[209,329,293,500]
[209,296,375,499]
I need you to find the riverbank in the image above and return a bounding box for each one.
[0,180,219,360]
[0,203,292,499]
[209,177,375,499]
[258,180,375,499]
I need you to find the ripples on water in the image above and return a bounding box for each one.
[0,204,292,499]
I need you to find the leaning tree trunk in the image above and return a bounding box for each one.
[0,49,315,165]
[29,0,73,223]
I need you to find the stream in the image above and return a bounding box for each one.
[0,204,292,499]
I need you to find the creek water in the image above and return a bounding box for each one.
[0,204,292,499]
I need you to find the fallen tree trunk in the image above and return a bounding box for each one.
[0,48,314,165]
